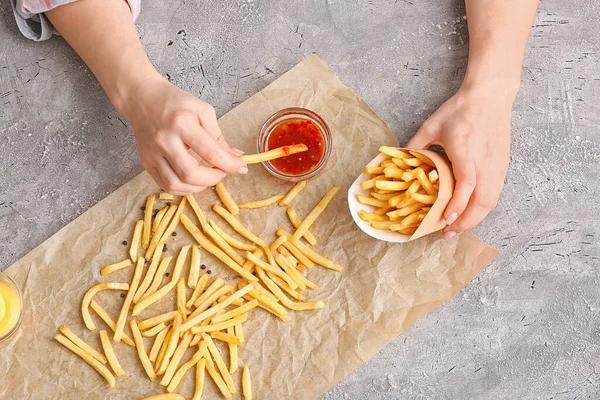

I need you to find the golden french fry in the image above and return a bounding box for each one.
[82,283,129,331]
[279,180,307,206]
[189,277,225,310]
[242,364,252,400]
[392,157,409,169]
[375,180,411,191]
[212,205,266,247]
[134,243,165,303]
[157,313,183,375]
[185,194,208,228]
[400,209,424,226]
[129,320,156,381]
[176,278,187,318]
[269,273,305,301]
[155,327,172,373]
[159,196,187,244]
[240,144,308,164]
[191,313,249,334]
[379,146,411,159]
[54,333,115,388]
[142,194,156,250]
[281,241,314,268]
[246,252,298,290]
[99,330,125,376]
[188,245,201,289]
[204,222,246,266]
[211,299,258,324]
[152,206,168,233]
[387,203,425,219]
[383,166,404,180]
[428,169,439,183]
[145,205,177,260]
[360,175,385,190]
[390,224,418,235]
[364,166,384,175]
[149,326,169,362]
[192,358,206,400]
[142,254,172,299]
[234,323,244,343]
[401,170,416,182]
[58,325,107,364]
[129,220,144,262]
[290,186,339,243]
[277,229,343,272]
[380,159,395,168]
[409,150,435,166]
[359,209,388,222]
[210,331,241,346]
[159,192,175,201]
[100,259,132,276]
[373,206,396,216]
[227,326,238,374]
[89,301,135,347]
[202,334,236,393]
[167,342,208,393]
[132,277,176,317]
[250,281,279,303]
[269,236,287,253]
[187,274,209,308]
[356,194,388,208]
[286,207,317,245]
[204,349,233,398]
[114,256,144,342]
[239,193,285,209]
[143,395,185,400]
[143,322,167,337]
[370,191,398,201]
[408,191,437,205]
[242,248,263,272]
[138,311,178,330]
[208,219,257,251]
[161,332,194,386]
[406,179,421,195]
[403,157,423,167]
[189,285,233,320]
[240,285,289,321]
[369,220,397,230]
[218,296,244,306]
[181,214,258,282]
[256,268,323,311]
[415,167,438,195]
[215,181,239,215]
[276,254,317,290]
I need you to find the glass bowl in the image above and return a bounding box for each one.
[257,107,332,182]
[0,272,23,344]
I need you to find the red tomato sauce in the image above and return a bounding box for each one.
[267,118,325,175]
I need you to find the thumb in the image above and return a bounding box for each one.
[406,122,435,150]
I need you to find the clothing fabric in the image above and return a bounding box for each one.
[11,0,141,41]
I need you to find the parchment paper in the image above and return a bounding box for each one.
[0,55,497,400]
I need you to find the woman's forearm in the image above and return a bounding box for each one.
[463,0,538,98]
[46,0,160,114]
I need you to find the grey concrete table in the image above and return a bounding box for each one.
[1,1,599,399]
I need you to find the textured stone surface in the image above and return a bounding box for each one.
[1,1,599,398]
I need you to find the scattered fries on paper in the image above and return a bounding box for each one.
[54,147,344,397]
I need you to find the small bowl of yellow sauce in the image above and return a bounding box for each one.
[0,272,23,343]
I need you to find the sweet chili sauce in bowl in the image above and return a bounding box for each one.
[257,108,332,181]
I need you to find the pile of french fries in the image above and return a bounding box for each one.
[53,145,343,399]
[357,146,440,236]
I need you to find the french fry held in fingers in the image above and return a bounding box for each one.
[239,193,285,209]
[240,143,308,164]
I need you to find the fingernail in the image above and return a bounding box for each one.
[237,166,248,174]
[231,148,245,156]
[445,212,458,225]
[443,231,457,240]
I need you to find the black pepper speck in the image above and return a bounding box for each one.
[122,240,128,246]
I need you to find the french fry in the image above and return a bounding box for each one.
[399,209,423,226]
[99,330,125,376]
[181,214,258,282]
[240,284,289,321]
[181,285,253,332]
[218,295,245,307]
[242,365,252,400]
[278,181,307,207]
[100,259,132,276]
[167,342,208,393]
[269,273,306,301]
[155,327,172,373]
[356,194,388,208]
[189,277,225,310]
[226,326,238,374]
[401,170,416,182]
[143,322,167,337]
[159,192,175,201]
[256,268,323,311]
[370,191,398,201]
[209,219,257,251]
[129,220,144,262]
[134,243,165,303]
[138,311,177,330]
[211,331,241,346]
[282,240,314,268]
[234,323,244,343]
[143,395,185,400]
[215,181,239,215]
[275,254,317,290]
[269,235,287,253]
[149,326,169,362]
[204,348,232,398]
[177,278,187,318]
[242,248,263,272]
[152,206,168,233]
[114,256,144,343]
[189,285,233,321]
[383,166,404,180]
[192,358,206,400]
[286,207,317,245]
[277,229,343,272]
[360,175,385,190]
[373,206,396,216]
[202,333,236,393]
[156,313,183,375]
[54,333,115,388]
[161,332,194,386]
[364,166,385,175]
[392,157,409,169]
[379,146,410,159]
[409,150,436,166]
[187,274,209,308]
[415,167,437,195]
[403,157,423,167]
[250,282,279,303]
[211,205,266,247]
[143,255,172,299]
[369,220,397,230]
[130,319,157,381]
[58,325,107,364]
[82,283,129,330]
[290,186,339,243]
[211,299,258,324]
[428,169,439,183]
[132,275,176,317]
[191,314,249,334]
[240,144,308,164]
[145,205,177,260]
[246,251,298,290]
[188,246,201,289]
[239,193,285,209]
[408,190,437,205]
[142,194,155,250]
[159,197,188,244]
[359,210,388,222]
[89,301,135,347]
[204,222,246,266]
[375,180,411,191]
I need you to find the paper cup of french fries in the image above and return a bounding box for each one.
[348,146,455,242]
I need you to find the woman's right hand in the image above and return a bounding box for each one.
[121,76,248,195]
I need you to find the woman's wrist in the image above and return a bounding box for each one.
[108,63,164,118]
